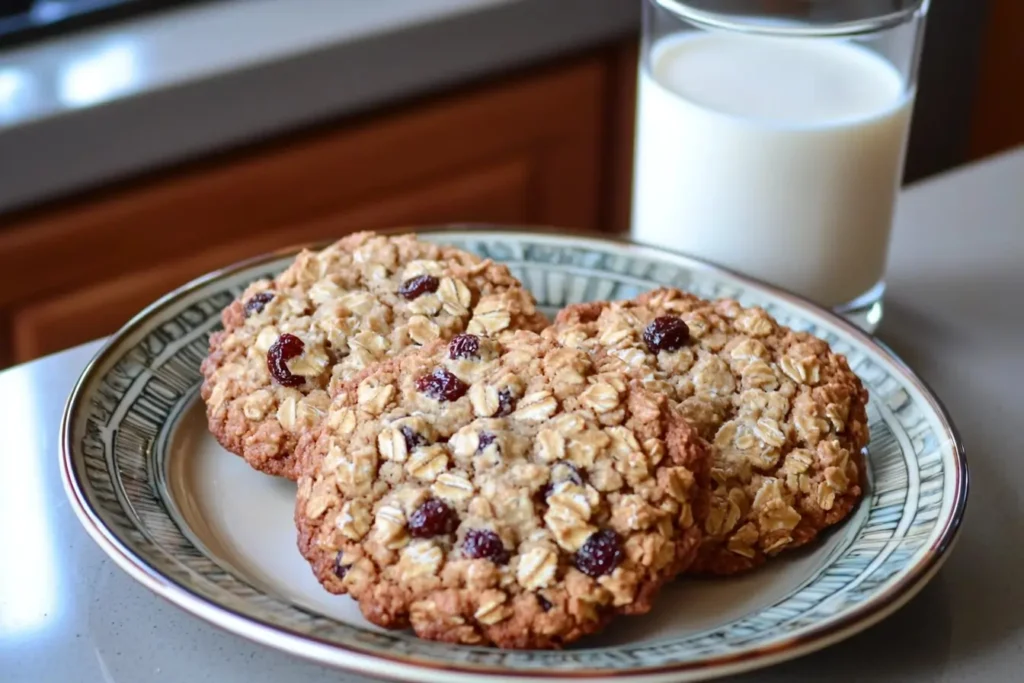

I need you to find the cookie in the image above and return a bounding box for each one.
[546,288,869,575]
[294,330,707,648]
[200,231,548,479]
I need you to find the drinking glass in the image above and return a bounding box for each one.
[631,0,930,331]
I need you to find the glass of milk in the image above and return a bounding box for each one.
[631,0,930,330]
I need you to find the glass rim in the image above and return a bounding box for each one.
[652,0,930,37]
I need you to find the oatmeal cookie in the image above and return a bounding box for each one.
[200,231,547,479]
[294,330,707,648]
[546,288,869,576]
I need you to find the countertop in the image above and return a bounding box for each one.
[1,146,1022,682]
[0,0,638,215]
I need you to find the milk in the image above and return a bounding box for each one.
[631,33,914,307]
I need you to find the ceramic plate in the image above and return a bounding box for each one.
[60,227,967,682]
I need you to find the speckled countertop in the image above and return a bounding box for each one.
[0,0,638,214]
[0,147,1021,682]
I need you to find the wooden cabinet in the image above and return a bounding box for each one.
[969,0,1024,159]
[0,43,639,366]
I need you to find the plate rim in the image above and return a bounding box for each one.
[59,225,969,682]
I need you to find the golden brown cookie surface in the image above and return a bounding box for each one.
[547,288,869,575]
[200,231,546,479]
[295,330,707,648]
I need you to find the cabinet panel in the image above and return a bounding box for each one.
[969,0,1024,158]
[11,157,533,362]
[603,39,640,233]
[0,51,608,310]
[0,44,628,366]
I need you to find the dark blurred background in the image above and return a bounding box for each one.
[0,0,1020,368]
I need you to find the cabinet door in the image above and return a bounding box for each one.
[11,159,535,361]
[969,0,1024,159]
[1,49,617,365]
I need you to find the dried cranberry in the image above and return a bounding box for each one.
[552,461,583,486]
[415,368,469,402]
[267,333,305,387]
[461,529,510,564]
[495,388,516,416]
[400,426,427,450]
[537,594,553,611]
[477,432,497,453]
[399,274,440,300]
[448,334,481,360]
[540,461,583,500]
[333,552,350,579]
[574,529,624,577]
[244,291,274,317]
[643,315,691,354]
[408,498,458,538]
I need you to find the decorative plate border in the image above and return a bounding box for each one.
[60,227,968,683]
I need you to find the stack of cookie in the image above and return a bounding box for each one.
[200,231,869,649]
